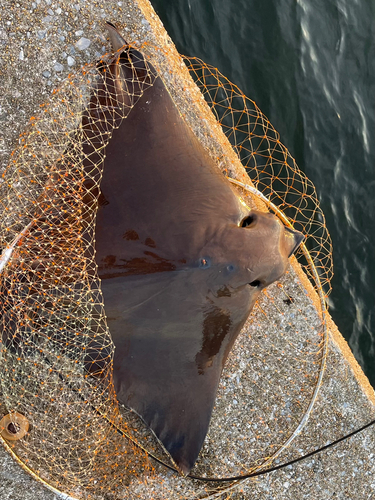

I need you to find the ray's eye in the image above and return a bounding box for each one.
[227,265,234,272]
[240,214,256,228]
[249,280,261,287]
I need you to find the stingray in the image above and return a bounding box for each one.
[85,23,304,475]
[0,23,304,475]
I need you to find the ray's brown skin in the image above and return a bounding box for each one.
[87,24,305,475]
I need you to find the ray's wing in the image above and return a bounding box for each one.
[101,270,253,474]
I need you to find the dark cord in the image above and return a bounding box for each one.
[188,416,375,482]
[48,358,375,483]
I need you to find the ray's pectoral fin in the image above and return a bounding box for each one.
[138,368,220,476]
[109,274,250,475]
[115,331,228,475]
[147,308,234,475]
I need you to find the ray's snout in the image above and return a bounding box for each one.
[284,226,305,257]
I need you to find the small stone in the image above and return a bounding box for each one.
[75,37,91,50]
[75,30,83,36]
[67,56,75,67]
[19,48,24,60]
[54,62,64,72]
[37,30,47,39]
[47,8,54,15]
[42,70,51,78]
[55,7,61,14]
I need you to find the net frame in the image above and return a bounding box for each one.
[0,43,332,499]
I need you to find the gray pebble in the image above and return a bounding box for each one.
[37,30,47,39]
[54,62,64,72]
[75,37,91,50]
[67,56,75,67]
[42,70,51,78]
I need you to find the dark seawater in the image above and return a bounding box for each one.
[150,0,375,386]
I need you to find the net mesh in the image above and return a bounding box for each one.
[185,58,332,297]
[0,42,332,500]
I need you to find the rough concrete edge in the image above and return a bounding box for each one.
[292,258,375,406]
[135,0,375,406]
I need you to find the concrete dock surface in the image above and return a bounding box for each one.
[0,1,374,498]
